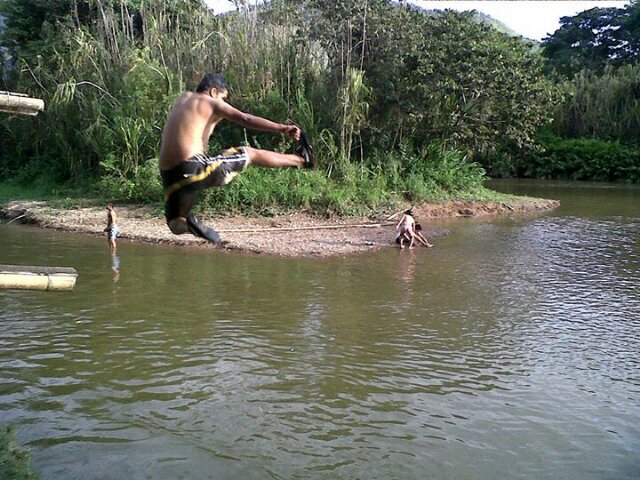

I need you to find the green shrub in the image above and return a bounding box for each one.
[96,157,163,203]
[379,143,486,200]
[522,134,640,183]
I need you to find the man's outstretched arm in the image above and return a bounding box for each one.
[213,99,300,140]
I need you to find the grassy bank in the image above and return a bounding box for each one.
[0,426,39,480]
[1,144,520,218]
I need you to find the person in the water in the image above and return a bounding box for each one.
[159,72,314,245]
[396,208,417,249]
[414,223,433,248]
[395,208,433,248]
[104,204,119,252]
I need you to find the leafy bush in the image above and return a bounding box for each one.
[90,141,486,216]
[96,157,163,203]
[378,143,487,201]
[521,134,640,183]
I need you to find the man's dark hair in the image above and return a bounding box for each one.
[196,73,228,93]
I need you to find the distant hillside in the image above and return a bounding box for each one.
[408,4,539,44]
[212,1,538,44]
[473,11,520,37]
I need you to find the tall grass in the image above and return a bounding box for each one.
[552,64,640,145]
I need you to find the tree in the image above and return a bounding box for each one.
[361,8,557,158]
[542,2,640,78]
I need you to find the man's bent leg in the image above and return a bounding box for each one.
[167,214,222,244]
[162,157,227,244]
[164,186,222,244]
[165,187,197,235]
[186,213,222,244]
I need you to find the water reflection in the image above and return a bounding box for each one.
[111,253,120,283]
[1,181,639,479]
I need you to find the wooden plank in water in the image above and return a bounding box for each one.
[0,265,78,291]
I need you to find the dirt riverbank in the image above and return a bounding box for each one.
[1,198,559,257]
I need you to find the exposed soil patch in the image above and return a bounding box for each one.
[1,198,559,257]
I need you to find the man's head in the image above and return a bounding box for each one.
[196,73,228,99]
[106,204,113,211]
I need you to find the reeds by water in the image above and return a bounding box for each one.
[553,65,640,145]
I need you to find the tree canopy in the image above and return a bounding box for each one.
[542,1,640,77]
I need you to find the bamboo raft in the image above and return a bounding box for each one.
[0,91,45,116]
[0,265,78,291]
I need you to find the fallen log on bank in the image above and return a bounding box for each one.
[0,91,45,116]
[0,265,77,291]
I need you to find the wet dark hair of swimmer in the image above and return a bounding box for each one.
[404,208,414,215]
[196,73,228,94]
[187,213,222,244]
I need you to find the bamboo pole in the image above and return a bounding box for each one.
[217,222,395,234]
[0,91,45,116]
[0,265,77,291]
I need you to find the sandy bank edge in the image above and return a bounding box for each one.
[1,198,559,258]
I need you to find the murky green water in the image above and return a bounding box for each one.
[1,180,639,479]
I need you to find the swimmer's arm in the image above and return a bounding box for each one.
[212,100,299,139]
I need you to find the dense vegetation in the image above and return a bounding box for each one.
[529,2,640,183]
[0,0,638,216]
[0,426,39,480]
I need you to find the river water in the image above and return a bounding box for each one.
[1,180,639,479]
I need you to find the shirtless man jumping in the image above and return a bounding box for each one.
[159,72,314,244]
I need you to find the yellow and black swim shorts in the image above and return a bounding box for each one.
[160,147,249,221]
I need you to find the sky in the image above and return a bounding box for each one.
[204,0,629,40]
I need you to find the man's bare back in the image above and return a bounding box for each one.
[159,92,220,170]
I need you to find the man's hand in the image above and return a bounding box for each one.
[281,124,301,141]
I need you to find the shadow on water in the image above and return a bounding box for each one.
[1,180,639,479]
